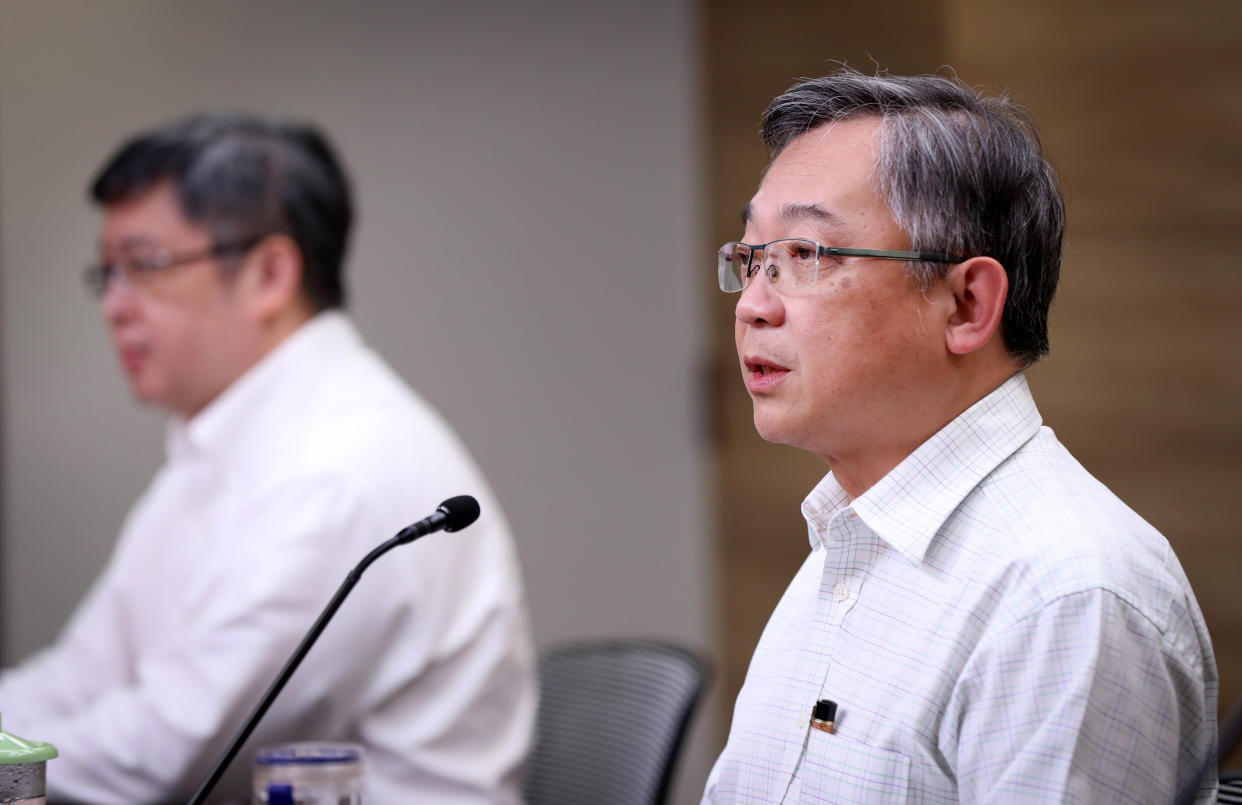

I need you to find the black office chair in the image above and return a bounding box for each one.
[1217,693,1242,802]
[522,638,710,805]
[1220,774,1242,804]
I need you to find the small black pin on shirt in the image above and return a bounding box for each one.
[811,699,837,734]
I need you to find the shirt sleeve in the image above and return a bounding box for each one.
[12,475,372,805]
[0,563,134,724]
[943,587,1215,804]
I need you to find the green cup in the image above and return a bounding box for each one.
[0,717,57,804]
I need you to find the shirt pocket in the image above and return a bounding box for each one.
[799,730,911,804]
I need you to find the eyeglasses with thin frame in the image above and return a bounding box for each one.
[83,236,265,298]
[717,238,967,294]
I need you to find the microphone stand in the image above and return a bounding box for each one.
[187,502,471,805]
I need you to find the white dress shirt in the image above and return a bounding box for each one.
[0,312,535,804]
[705,373,1217,804]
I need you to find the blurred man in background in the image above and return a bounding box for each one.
[704,69,1217,803]
[0,115,534,804]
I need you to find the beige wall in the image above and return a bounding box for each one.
[707,0,1242,766]
[0,1,717,801]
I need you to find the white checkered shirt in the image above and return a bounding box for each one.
[704,373,1217,803]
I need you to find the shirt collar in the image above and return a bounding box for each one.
[800,473,853,549]
[801,372,1042,561]
[165,311,359,461]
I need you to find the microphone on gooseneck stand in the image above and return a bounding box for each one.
[186,495,482,805]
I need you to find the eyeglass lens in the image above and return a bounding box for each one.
[718,239,821,293]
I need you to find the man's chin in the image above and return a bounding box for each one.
[127,379,166,411]
[752,413,795,447]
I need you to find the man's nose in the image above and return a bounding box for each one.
[100,268,137,320]
[735,268,784,327]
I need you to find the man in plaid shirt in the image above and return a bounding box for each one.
[705,68,1217,804]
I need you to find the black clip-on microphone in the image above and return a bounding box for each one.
[186,495,481,805]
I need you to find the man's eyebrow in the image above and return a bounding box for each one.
[739,202,842,228]
[778,202,840,227]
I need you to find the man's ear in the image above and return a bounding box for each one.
[242,233,304,321]
[943,256,1008,356]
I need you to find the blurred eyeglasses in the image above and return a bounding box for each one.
[717,238,966,294]
[84,236,264,298]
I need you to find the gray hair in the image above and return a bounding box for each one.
[762,67,1065,365]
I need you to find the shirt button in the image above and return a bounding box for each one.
[833,582,850,602]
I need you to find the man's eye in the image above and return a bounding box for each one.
[791,244,816,262]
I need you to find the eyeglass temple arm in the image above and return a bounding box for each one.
[818,246,967,263]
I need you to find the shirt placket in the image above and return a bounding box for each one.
[782,506,869,799]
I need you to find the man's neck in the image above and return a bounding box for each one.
[176,305,319,423]
[824,358,1022,499]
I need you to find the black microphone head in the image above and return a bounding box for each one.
[438,495,480,532]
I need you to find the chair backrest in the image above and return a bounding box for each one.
[1218,771,1242,803]
[1207,692,1242,803]
[522,639,710,805]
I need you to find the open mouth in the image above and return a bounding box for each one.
[744,357,790,389]
[745,358,789,375]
